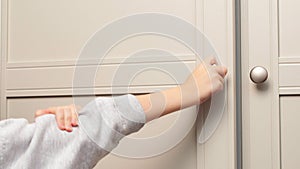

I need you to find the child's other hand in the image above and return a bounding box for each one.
[35,104,80,132]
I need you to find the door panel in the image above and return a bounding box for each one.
[241,0,280,168]
[97,126,196,169]
[196,0,235,169]
[278,0,300,168]
[279,64,300,87]
[8,0,196,63]
[279,0,300,57]
[242,0,300,168]
[278,0,300,94]
[280,96,300,169]
[7,97,74,122]
[1,0,235,169]
[6,61,194,91]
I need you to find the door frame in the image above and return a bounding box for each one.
[0,0,7,120]
[0,0,2,119]
[241,0,280,168]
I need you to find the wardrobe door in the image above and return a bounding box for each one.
[1,0,235,169]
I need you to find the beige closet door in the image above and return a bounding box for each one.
[241,0,300,168]
[0,0,235,169]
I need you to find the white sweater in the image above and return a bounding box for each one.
[0,94,146,169]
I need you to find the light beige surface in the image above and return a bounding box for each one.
[196,0,235,168]
[278,1,300,168]
[8,0,195,63]
[1,0,236,169]
[0,1,2,119]
[278,0,300,95]
[279,0,300,57]
[7,97,75,122]
[279,64,300,87]
[0,0,6,120]
[98,130,196,169]
[241,0,280,168]
[280,96,300,169]
[6,61,195,91]
[242,0,300,168]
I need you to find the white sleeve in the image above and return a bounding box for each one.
[0,94,146,169]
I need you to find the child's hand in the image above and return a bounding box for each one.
[182,56,227,104]
[35,104,80,132]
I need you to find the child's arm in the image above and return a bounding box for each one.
[136,57,227,122]
[36,57,227,129]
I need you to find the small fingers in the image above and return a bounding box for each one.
[214,66,228,78]
[70,105,79,127]
[35,105,79,132]
[55,108,66,130]
[64,107,73,132]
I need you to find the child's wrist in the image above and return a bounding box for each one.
[179,83,202,108]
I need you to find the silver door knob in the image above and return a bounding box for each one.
[250,66,268,84]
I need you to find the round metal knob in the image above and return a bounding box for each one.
[250,66,268,84]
